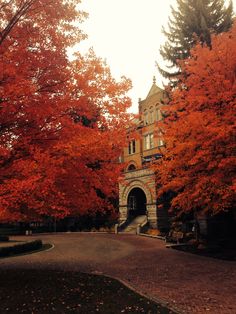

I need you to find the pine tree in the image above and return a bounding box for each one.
[158,0,234,82]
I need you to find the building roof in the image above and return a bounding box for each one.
[145,76,163,99]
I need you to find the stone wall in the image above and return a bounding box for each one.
[119,168,158,227]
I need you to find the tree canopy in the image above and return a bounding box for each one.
[158,0,234,82]
[0,0,131,222]
[155,22,236,217]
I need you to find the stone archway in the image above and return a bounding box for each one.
[127,187,147,217]
[122,179,153,207]
[119,176,155,224]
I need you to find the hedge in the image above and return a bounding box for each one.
[0,228,23,235]
[0,235,9,242]
[0,240,43,257]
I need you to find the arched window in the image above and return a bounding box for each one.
[156,108,162,121]
[144,110,148,125]
[127,164,136,171]
[149,107,154,124]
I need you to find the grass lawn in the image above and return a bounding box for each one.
[0,269,176,314]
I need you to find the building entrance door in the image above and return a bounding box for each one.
[128,188,147,217]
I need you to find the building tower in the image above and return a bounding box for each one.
[118,77,169,231]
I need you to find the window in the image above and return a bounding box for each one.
[156,109,162,121]
[144,110,148,125]
[149,107,154,124]
[158,130,164,146]
[118,156,124,163]
[127,164,136,171]
[128,196,136,211]
[128,140,136,154]
[144,133,154,150]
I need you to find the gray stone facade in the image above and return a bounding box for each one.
[119,168,158,228]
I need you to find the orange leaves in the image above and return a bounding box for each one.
[154,22,236,217]
[0,1,132,222]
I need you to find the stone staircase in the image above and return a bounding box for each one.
[120,215,147,234]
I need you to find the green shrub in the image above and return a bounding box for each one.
[0,240,43,257]
[0,235,9,242]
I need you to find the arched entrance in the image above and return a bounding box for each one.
[127,187,147,218]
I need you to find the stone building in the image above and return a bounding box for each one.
[119,77,169,231]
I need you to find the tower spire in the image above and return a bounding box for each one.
[153,76,156,84]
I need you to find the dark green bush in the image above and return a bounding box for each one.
[0,227,23,235]
[0,235,9,242]
[0,240,42,257]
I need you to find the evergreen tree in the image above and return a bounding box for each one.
[158,0,234,82]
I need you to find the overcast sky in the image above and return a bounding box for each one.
[77,0,235,112]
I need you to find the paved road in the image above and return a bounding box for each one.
[0,233,235,314]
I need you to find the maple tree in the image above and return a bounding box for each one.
[155,22,236,218]
[0,0,131,222]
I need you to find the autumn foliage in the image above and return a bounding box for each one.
[155,22,236,217]
[0,0,131,221]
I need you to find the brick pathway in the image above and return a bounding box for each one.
[0,233,235,314]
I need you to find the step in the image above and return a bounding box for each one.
[119,215,147,234]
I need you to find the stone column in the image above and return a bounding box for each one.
[119,205,128,223]
[146,203,157,228]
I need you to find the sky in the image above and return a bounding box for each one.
[77,0,235,112]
